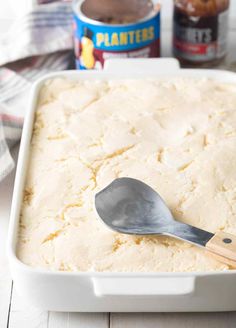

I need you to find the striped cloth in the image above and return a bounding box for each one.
[0,113,23,181]
[0,2,73,66]
[0,1,73,182]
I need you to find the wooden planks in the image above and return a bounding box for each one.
[7,287,109,328]
[0,169,16,328]
[110,313,236,328]
[6,301,236,328]
[0,278,12,328]
[7,287,49,328]
[67,313,109,328]
[7,295,109,328]
[48,312,109,328]
[7,288,109,328]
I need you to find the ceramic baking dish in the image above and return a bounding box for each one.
[7,58,236,312]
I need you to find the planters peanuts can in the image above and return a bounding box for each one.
[73,0,161,69]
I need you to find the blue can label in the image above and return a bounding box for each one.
[73,9,160,69]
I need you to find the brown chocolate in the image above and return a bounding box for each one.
[81,0,154,24]
[174,0,229,17]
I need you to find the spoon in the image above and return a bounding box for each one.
[95,177,236,266]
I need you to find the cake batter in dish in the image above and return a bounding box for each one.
[18,77,236,272]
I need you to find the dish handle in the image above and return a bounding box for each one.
[104,58,180,74]
[92,276,195,296]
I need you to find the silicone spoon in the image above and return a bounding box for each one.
[95,177,236,266]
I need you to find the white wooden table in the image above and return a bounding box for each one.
[1,1,236,327]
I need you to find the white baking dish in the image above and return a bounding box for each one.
[7,58,236,312]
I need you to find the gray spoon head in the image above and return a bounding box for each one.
[95,177,174,235]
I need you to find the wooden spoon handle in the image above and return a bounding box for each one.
[206,231,236,263]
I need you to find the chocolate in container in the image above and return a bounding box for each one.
[73,0,161,69]
[173,0,230,67]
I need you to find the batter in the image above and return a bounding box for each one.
[18,77,236,272]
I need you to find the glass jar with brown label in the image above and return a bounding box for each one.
[173,0,230,67]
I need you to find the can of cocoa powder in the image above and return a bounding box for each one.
[73,0,161,69]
